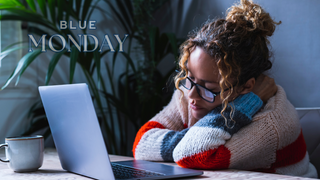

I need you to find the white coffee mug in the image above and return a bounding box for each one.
[0,135,44,172]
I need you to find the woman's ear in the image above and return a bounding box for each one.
[239,77,255,94]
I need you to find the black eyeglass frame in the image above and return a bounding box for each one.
[181,77,232,103]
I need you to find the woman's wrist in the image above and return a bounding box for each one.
[232,92,263,118]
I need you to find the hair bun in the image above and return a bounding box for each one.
[226,0,281,37]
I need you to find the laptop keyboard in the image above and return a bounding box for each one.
[111,162,166,179]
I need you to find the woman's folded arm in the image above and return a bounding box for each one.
[133,120,188,161]
[132,90,186,161]
[133,91,262,165]
[173,92,263,169]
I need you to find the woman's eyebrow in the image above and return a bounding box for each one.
[186,68,218,84]
[186,66,219,84]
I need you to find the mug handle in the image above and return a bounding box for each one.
[0,143,9,163]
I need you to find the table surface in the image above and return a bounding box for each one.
[0,148,315,180]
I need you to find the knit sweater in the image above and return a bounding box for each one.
[132,85,318,178]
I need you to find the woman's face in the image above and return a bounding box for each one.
[187,46,235,120]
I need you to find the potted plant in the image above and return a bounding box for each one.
[0,0,183,155]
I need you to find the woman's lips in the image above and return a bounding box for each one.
[190,103,204,110]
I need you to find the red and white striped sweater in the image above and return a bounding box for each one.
[132,85,318,178]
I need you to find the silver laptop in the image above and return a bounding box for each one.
[39,83,203,180]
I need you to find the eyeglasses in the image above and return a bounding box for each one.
[180,76,233,103]
[179,77,219,103]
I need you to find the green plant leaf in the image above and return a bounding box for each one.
[45,49,67,85]
[0,6,24,10]
[2,41,28,51]
[1,49,42,90]
[81,0,92,21]
[86,0,100,26]
[166,33,178,59]
[157,33,169,61]
[115,0,132,30]
[103,0,130,33]
[104,61,115,93]
[48,0,56,22]
[15,49,43,85]
[66,3,78,21]
[112,46,119,76]
[93,49,101,87]
[117,72,126,103]
[123,0,133,19]
[37,0,47,19]
[28,26,62,48]
[22,118,48,136]
[57,0,63,23]
[102,91,138,128]
[12,0,24,7]
[1,10,56,32]
[0,0,24,7]
[80,49,93,72]
[27,100,42,118]
[120,52,136,73]
[149,27,159,62]
[64,0,73,23]
[90,49,110,74]
[69,45,79,84]
[100,49,110,57]
[75,0,82,17]
[26,0,36,12]
[0,45,28,61]
[102,92,128,116]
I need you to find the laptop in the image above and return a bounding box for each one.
[39,83,203,180]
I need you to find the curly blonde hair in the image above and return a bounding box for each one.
[174,0,281,128]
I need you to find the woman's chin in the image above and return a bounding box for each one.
[191,109,207,120]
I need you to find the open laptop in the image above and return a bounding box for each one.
[39,83,203,180]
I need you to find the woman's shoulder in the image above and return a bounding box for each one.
[253,85,298,121]
[253,84,302,148]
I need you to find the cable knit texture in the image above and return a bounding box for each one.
[132,85,318,178]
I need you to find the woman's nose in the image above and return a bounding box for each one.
[188,86,201,100]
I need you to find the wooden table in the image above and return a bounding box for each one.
[0,148,315,180]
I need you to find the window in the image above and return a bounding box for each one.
[0,13,37,98]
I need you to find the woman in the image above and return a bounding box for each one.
[132,0,317,178]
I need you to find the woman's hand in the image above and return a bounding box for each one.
[252,74,278,104]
